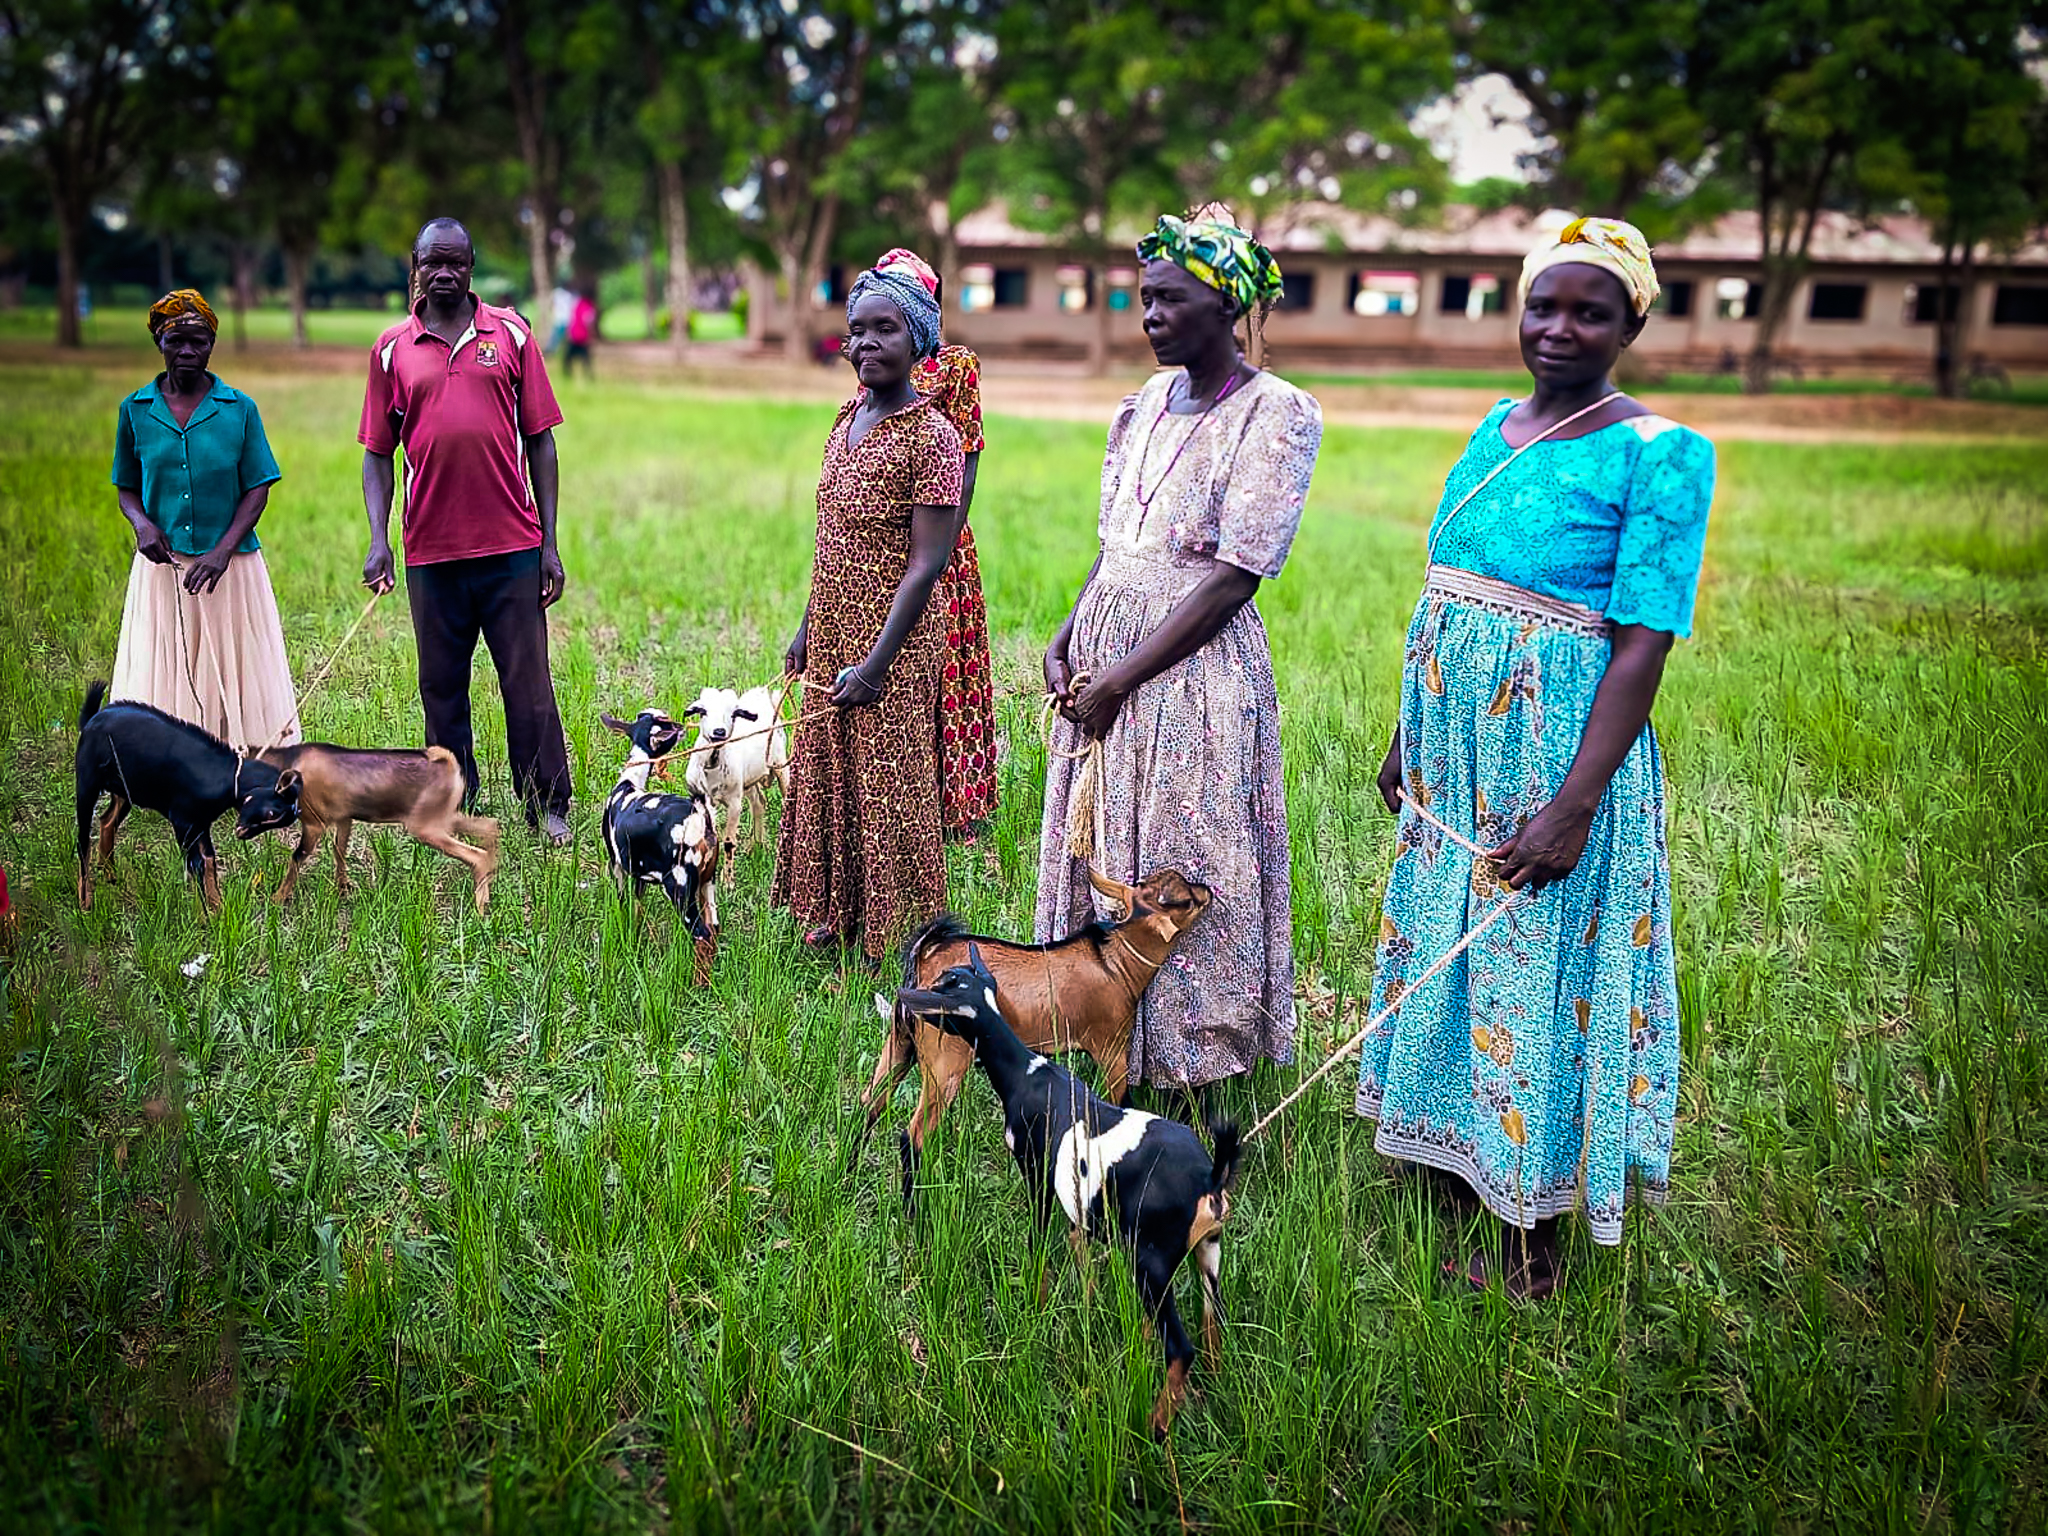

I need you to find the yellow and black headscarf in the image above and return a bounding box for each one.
[1518,218,1660,317]
[147,289,219,339]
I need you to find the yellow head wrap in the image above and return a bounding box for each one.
[147,289,219,339]
[1518,217,1659,317]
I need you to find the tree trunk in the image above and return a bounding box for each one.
[801,190,841,349]
[659,158,691,361]
[525,202,555,328]
[779,242,809,367]
[230,240,257,352]
[1743,265,1795,395]
[284,244,311,348]
[52,196,83,349]
[1088,257,1111,375]
[1932,239,1978,400]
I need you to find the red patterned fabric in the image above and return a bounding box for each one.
[914,346,996,831]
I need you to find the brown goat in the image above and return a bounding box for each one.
[247,743,501,911]
[853,867,1213,1204]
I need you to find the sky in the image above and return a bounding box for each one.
[1415,74,1545,185]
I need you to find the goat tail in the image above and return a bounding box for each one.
[1205,1119,1242,1197]
[454,814,502,849]
[80,680,109,732]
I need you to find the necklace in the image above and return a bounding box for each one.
[1133,369,1247,510]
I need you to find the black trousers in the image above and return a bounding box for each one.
[405,546,571,821]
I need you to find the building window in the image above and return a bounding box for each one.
[815,264,849,305]
[1350,270,1420,317]
[1807,282,1867,322]
[1439,273,1505,319]
[1992,285,2048,326]
[960,264,1029,311]
[1279,272,1315,311]
[1056,265,1092,313]
[1653,280,1695,319]
[1107,267,1137,311]
[1906,283,1960,324]
[1714,277,1762,320]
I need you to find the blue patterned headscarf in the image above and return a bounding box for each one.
[846,266,942,359]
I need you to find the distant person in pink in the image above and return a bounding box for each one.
[563,286,597,379]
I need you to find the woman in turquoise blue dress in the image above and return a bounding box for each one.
[1355,218,1715,1298]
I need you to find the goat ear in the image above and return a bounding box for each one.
[274,768,301,799]
[733,708,759,723]
[601,712,633,737]
[966,940,989,976]
[682,704,706,719]
[1086,865,1136,915]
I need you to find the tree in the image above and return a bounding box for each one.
[1188,0,1456,241]
[991,0,1193,373]
[723,1,877,366]
[213,0,411,346]
[1689,0,1896,393]
[1445,0,1711,235]
[0,0,207,345]
[1881,3,2045,395]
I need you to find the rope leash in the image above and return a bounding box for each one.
[1242,788,1527,1145]
[1040,671,1107,864]
[254,589,383,753]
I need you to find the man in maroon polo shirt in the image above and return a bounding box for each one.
[360,217,573,845]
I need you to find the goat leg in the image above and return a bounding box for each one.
[277,818,325,904]
[330,819,355,896]
[1137,1251,1196,1438]
[1196,1234,1225,1368]
[97,795,130,872]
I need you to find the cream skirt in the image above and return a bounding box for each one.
[110,550,300,748]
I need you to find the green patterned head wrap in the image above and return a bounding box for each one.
[1135,214,1284,317]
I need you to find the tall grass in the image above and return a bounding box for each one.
[1,358,2044,1532]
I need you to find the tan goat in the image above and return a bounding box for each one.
[247,743,501,911]
[854,867,1213,1206]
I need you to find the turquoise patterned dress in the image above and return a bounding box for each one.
[1355,401,1715,1245]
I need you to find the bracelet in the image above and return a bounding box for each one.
[838,662,882,692]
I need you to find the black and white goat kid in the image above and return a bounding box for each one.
[600,709,720,981]
[896,944,1241,1436]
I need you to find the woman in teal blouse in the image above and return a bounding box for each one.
[1355,220,1715,1299]
[110,289,299,747]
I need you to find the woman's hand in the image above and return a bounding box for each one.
[182,545,233,595]
[1377,729,1403,815]
[132,519,173,565]
[1489,799,1595,893]
[1043,641,1073,704]
[831,661,883,708]
[1066,669,1129,740]
[784,619,809,679]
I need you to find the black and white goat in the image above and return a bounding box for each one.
[75,681,301,912]
[600,709,720,981]
[896,944,1241,1436]
[682,684,790,860]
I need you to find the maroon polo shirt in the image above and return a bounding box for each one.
[358,296,565,566]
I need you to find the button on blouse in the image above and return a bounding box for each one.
[111,374,283,556]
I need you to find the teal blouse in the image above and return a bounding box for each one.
[111,375,283,556]
[1427,400,1716,637]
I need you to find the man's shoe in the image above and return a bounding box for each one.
[540,812,572,847]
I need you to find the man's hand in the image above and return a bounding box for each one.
[363,539,396,595]
[540,541,566,608]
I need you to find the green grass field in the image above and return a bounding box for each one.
[2,355,2045,1533]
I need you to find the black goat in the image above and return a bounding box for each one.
[599,708,720,982]
[74,681,301,912]
[897,944,1241,1436]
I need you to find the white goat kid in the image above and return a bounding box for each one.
[683,685,791,858]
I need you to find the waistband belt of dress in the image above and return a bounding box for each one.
[1423,564,1613,637]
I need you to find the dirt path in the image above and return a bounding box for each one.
[8,337,2040,444]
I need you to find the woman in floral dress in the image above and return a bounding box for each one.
[1039,215,1322,1093]
[872,248,996,835]
[774,264,965,959]
[1355,218,1716,1297]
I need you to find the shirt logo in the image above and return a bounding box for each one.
[475,340,500,367]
